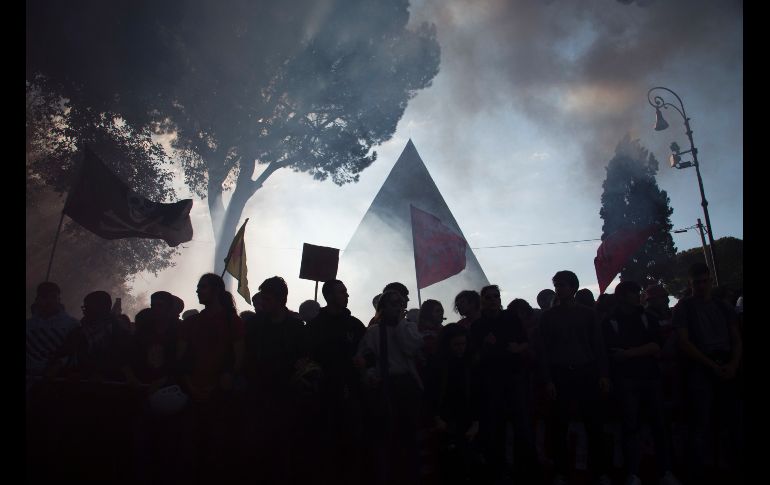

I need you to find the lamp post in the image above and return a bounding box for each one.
[647,86,720,286]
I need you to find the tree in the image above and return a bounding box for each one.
[599,135,677,286]
[26,82,178,318]
[666,237,743,299]
[27,0,441,272]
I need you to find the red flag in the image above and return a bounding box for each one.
[594,225,659,294]
[410,205,467,289]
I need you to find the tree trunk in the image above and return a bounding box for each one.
[213,184,253,275]
[210,159,288,274]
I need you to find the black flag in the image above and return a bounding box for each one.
[63,148,193,247]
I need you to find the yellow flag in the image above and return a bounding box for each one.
[224,218,251,304]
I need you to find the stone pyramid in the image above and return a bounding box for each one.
[340,140,489,318]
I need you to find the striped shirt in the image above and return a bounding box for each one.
[26,311,79,375]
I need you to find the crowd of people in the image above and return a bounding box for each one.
[26,262,743,485]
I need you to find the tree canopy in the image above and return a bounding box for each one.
[27,0,441,272]
[599,135,677,287]
[665,236,743,299]
[26,81,178,317]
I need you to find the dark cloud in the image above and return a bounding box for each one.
[408,0,742,183]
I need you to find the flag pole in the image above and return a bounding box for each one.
[409,205,422,308]
[45,212,66,282]
[46,144,88,282]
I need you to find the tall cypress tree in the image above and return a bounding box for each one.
[599,135,677,286]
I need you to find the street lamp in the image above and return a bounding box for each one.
[647,86,720,286]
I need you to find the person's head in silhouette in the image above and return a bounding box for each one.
[454,290,480,318]
[383,282,409,305]
[642,284,669,315]
[552,271,579,305]
[508,298,535,328]
[575,288,596,309]
[480,285,502,317]
[151,291,175,322]
[134,308,154,336]
[82,291,112,322]
[614,280,642,314]
[596,293,616,321]
[299,300,321,322]
[35,281,62,319]
[688,262,713,299]
[439,322,469,360]
[196,273,226,309]
[536,289,556,310]
[182,309,199,320]
[419,299,444,327]
[258,276,289,316]
[252,292,263,313]
[172,296,184,319]
[377,290,406,325]
[322,279,349,313]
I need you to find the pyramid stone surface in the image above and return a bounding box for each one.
[340,140,489,319]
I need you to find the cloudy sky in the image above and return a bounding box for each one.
[132,0,742,320]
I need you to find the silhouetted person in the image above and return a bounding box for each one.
[471,285,537,484]
[596,293,617,326]
[181,309,199,320]
[602,281,682,485]
[426,323,482,485]
[128,291,181,389]
[176,274,245,485]
[418,299,445,367]
[534,288,557,328]
[299,299,321,323]
[537,289,556,311]
[358,289,423,485]
[26,282,80,483]
[242,276,307,485]
[239,310,256,320]
[305,279,367,485]
[642,284,683,437]
[172,295,185,320]
[129,305,187,485]
[26,282,78,378]
[44,290,133,483]
[455,290,481,330]
[538,271,610,485]
[576,288,597,309]
[251,292,263,313]
[47,290,131,381]
[672,263,743,484]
